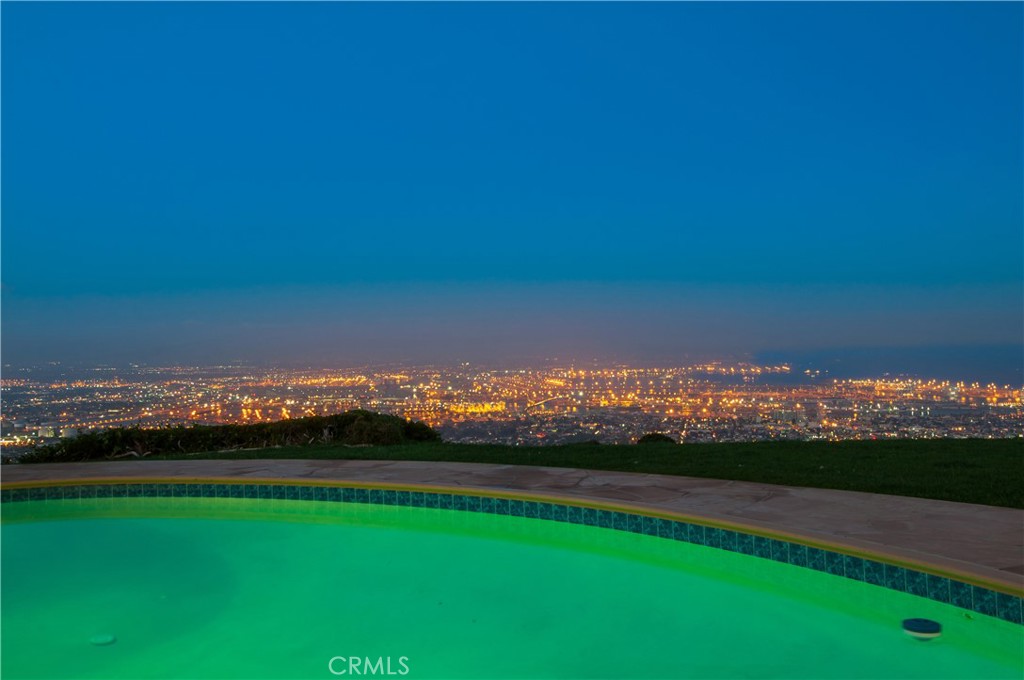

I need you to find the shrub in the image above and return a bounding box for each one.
[637,432,677,445]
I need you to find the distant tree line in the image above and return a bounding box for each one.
[17,410,440,464]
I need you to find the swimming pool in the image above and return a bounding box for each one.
[2,481,1022,679]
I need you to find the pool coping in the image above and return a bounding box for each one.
[2,459,1022,621]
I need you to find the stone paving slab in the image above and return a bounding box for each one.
[3,459,1022,592]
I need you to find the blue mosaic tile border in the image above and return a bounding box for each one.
[2,482,1021,626]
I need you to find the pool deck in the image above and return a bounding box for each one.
[3,459,1022,593]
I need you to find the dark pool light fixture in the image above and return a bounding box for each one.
[903,618,942,641]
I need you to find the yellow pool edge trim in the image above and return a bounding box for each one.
[4,475,1022,599]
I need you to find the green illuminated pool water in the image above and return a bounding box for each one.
[2,497,1022,679]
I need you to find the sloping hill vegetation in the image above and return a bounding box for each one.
[17,410,438,463]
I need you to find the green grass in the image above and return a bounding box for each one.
[145,438,1024,509]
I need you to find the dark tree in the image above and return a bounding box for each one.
[404,420,441,442]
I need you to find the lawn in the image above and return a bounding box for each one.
[149,438,1024,509]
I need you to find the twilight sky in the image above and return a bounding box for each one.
[2,3,1021,375]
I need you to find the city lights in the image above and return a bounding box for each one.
[1,363,1020,453]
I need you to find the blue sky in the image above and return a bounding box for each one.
[2,3,1021,373]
